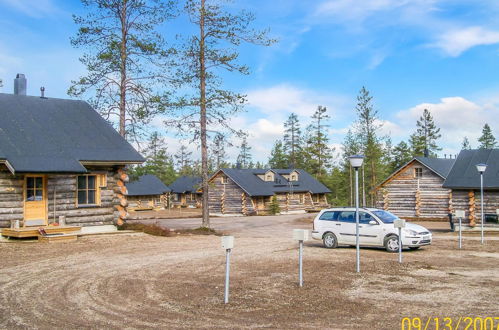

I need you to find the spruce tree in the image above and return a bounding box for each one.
[304,106,334,177]
[461,136,471,150]
[283,113,302,168]
[236,136,252,168]
[390,141,412,171]
[174,145,193,175]
[268,140,288,168]
[410,109,441,157]
[478,124,497,149]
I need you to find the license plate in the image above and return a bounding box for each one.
[423,235,430,240]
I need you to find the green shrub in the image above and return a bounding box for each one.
[268,196,280,215]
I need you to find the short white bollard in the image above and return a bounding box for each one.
[455,210,465,249]
[393,219,406,263]
[221,236,234,304]
[293,229,309,287]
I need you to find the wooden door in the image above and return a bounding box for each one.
[24,176,47,224]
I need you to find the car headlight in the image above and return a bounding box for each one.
[403,228,418,236]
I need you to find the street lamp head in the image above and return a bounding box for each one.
[349,155,364,169]
[476,163,487,174]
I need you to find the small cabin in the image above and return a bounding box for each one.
[126,175,170,210]
[169,176,202,208]
[208,168,330,216]
[377,151,499,226]
[0,74,144,232]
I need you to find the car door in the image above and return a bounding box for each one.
[337,211,356,244]
[358,211,382,245]
[317,211,341,236]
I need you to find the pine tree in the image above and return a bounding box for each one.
[304,106,334,177]
[461,136,471,150]
[173,0,275,228]
[390,141,412,171]
[268,140,288,168]
[128,132,177,185]
[69,0,175,140]
[410,109,441,157]
[174,145,193,175]
[353,87,385,206]
[210,133,226,170]
[236,136,252,168]
[478,124,497,149]
[283,113,302,168]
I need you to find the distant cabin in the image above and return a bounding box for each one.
[126,175,170,210]
[208,168,331,216]
[0,74,144,229]
[377,150,499,225]
[169,176,202,208]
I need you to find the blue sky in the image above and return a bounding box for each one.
[1,0,499,163]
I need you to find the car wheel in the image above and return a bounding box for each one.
[409,246,420,251]
[323,232,338,248]
[384,235,399,253]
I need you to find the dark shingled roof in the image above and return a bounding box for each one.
[127,175,170,196]
[415,157,456,178]
[169,176,202,194]
[0,93,144,173]
[215,168,331,196]
[443,149,499,189]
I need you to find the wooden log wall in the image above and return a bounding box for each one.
[450,189,499,226]
[0,167,23,228]
[208,172,255,215]
[47,166,124,227]
[376,162,451,220]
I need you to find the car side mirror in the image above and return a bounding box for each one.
[369,220,378,225]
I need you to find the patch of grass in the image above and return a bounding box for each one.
[119,222,174,237]
[119,223,221,237]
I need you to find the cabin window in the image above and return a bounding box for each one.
[77,175,98,206]
[26,177,43,201]
[266,175,272,181]
[290,175,297,181]
[414,168,423,178]
[221,175,228,184]
[173,194,179,202]
[300,194,305,204]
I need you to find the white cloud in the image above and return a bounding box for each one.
[0,0,63,18]
[395,96,499,151]
[246,84,348,119]
[430,26,499,56]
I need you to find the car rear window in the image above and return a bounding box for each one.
[319,211,339,221]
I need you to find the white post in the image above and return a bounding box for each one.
[224,248,231,304]
[459,217,462,249]
[221,236,234,304]
[299,240,303,287]
[355,168,360,273]
[398,227,402,263]
[480,172,484,245]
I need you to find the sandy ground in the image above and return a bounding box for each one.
[0,214,497,329]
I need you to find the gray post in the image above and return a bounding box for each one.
[398,227,402,263]
[224,248,231,304]
[480,173,484,245]
[459,216,462,249]
[299,240,303,287]
[355,168,360,273]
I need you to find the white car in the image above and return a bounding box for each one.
[311,208,432,252]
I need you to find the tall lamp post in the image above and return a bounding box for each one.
[349,155,364,273]
[476,163,487,244]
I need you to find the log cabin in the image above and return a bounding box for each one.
[208,168,331,216]
[0,74,144,232]
[126,175,170,211]
[376,157,455,220]
[169,176,202,208]
[376,150,499,225]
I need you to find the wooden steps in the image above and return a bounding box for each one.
[1,226,81,238]
[38,234,78,243]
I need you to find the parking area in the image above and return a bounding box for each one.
[0,214,497,329]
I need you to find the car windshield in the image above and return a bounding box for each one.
[372,210,399,223]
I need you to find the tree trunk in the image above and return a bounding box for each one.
[199,0,210,228]
[119,2,127,138]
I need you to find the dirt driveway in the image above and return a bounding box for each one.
[0,214,497,329]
